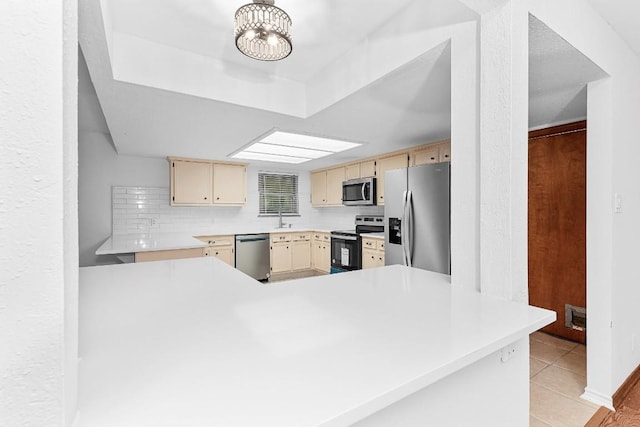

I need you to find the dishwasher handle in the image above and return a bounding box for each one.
[235,234,269,243]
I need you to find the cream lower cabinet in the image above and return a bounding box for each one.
[312,232,331,273]
[291,234,311,271]
[271,232,312,274]
[361,237,385,269]
[197,235,235,267]
[270,233,292,274]
[135,247,204,263]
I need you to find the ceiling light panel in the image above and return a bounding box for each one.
[262,131,361,152]
[232,151,309,164]
[247,143,332,159]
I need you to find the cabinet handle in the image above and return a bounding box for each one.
[216,197,220,200]
[204,197,207,200]
[215,252,219,255]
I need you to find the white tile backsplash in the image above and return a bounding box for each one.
[111,185,383,235]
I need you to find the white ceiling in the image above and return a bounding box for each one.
[79,0,617,171]
[586,0,640,60]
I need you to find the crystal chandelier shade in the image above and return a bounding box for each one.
[234,0,292,61]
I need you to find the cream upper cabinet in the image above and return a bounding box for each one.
[171,160,212,205]
[345,164,360,180]
[311,171,327,206]
[312,167,345,207]
[376,153,409,205]
[213,163,246,205]
[411,145,440,167]
[325,167,345,205]
[169,157,247,207]
[439,141,451,162]
[360,160,376,178]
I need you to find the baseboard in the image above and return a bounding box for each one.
[613,364,640,409]
[582,388,614,410]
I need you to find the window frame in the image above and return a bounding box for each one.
[258,172,300,217]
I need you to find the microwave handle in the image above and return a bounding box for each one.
[361,183,367,201]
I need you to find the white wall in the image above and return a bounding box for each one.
[78,131,167,266]
[0,1,77,425]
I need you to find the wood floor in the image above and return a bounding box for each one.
[586,380,640,426]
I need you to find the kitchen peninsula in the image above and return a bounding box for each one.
[78,258,554,426]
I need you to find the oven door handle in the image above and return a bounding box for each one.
[331,234,358,241]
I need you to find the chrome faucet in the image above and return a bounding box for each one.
[278,208,291,228]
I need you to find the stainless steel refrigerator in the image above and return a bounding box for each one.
[384,163,450,274]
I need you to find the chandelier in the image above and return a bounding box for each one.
[234,0,292,61]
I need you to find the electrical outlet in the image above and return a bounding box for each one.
[500,344,517,363]
[151,217,159,226]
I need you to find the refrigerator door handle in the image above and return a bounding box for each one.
[406,190,414,267]
[401,190,409,266]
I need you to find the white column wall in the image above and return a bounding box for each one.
[450,21,481,291]
[474,0,530,302]
[0,0,78,425]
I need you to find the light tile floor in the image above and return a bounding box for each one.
[530,332,599,426]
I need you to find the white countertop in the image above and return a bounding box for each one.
[78,259,554,427]
[96,227,335,255]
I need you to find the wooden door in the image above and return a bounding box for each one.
[213,164,246,205]
[270,242,291,274]
[171,160,212,205]
[412,146,439,166]
[376,153,409,205]
[311,171,327,206]
[345,164,360,180]
[360,160,376,178]
[528,121,586,343]
[326,167,346,205]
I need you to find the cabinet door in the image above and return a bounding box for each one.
[311,171,327,206]
[292,240,311,271]
[171,160,212,205]
[270,242,291,274]
[362,248,378,270]
[376,251,385,268]
[376,153,408,205]
[412,146,439,166]
[439,142,451,162]
[325,167,345,205]
[360,160,376,178]
[320,242,331,273]
[205,246,234,267]
[213,164,246,205]
[345,164,360,180]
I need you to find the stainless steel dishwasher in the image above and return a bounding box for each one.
[235,234,270,281]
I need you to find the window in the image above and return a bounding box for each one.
[258,172,299,216]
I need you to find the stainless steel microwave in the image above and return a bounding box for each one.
[342,177,376,206]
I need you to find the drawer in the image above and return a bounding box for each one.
[362,238,377,249]
[195,235,234,247]
[271,233,292,243]
[313,232,330,241]
[292,233,311,241]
